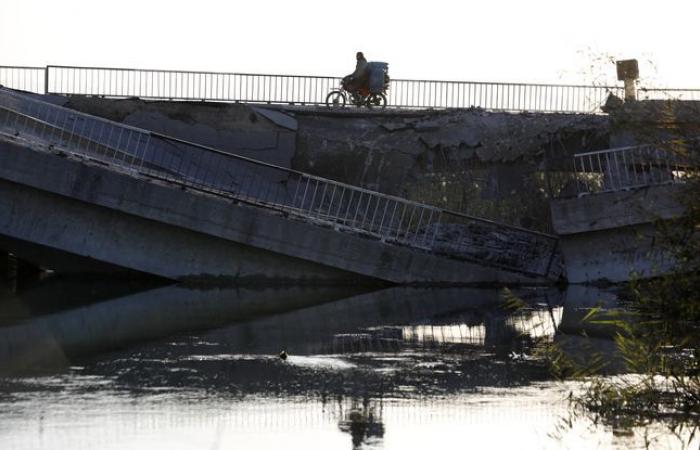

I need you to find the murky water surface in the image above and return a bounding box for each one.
[0,279,695,449]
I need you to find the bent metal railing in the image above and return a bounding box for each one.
[560,140,699,197]
[0,64,629,113]
[0,87,559,277]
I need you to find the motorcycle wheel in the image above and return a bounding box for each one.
[350,93,365,107]
[366,93,387,109]
[325,91,347,108]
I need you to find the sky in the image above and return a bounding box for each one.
[1,0,698,88]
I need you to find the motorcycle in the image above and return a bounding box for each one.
[325,62,389,109]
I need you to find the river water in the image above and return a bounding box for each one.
[0,278,696,449]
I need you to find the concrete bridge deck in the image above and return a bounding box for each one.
[0,87,559,285]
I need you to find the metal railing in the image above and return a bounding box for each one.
[0,64,628,113]
[638,88,700,101]
[0,66,45,94]
[0,87,558,276]
[43,65,623,113]
[387,79,621,112]
[46,66,342,105]
[569,140,699,196]
[4,64,700,113]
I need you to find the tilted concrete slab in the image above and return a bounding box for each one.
[0,135,549,285]
[550,184,686,235]
[550,184,688,283]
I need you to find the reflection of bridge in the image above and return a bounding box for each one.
[0,281,570,448]
[0,87,558,283]
[0,281,630,449]
[4,382,688,450]
[328,304,562,353]
[0,280,567,374]
[0,390,576,450]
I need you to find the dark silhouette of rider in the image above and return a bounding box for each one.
[346,52,369,94]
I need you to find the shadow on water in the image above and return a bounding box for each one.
[0,277,573,378]
[0,277,659,449]
[0,276,372,375]
[88,285,566,397]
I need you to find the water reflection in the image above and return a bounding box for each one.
[337,397,385,449]
[0,278,696,449]
[0,279,368,374]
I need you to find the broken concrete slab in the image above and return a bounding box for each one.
[55,95,610,232]
[62,96,296,168]
[251,106,298,131]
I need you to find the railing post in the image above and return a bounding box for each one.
[44,66,49,94]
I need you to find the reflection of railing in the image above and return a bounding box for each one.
[0,87,558,276]
[569,140,698,196]
[331,304,563,353]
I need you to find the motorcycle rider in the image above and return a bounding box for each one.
[345,51,369,94]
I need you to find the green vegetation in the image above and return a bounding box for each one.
[543,160,700,436]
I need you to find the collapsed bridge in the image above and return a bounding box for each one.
[0,87,560,284]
